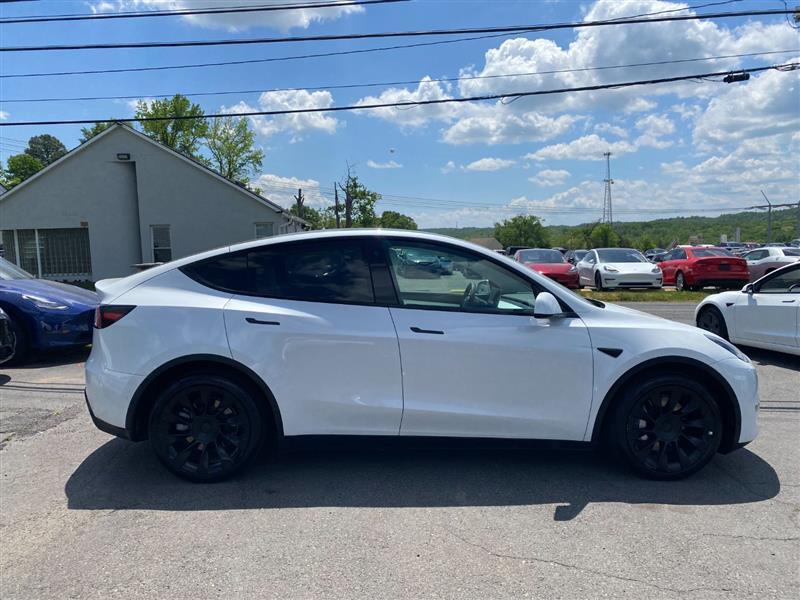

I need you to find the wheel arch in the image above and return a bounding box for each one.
[590,356,741,453]
[125,354,284,442]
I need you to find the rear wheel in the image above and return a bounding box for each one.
[611,376,722,480]
[148,374,264,482]
[697,306,729,340]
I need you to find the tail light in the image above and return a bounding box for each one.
[94,305,135,329]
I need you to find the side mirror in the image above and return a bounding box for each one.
[743,283,754,294]
[533,292,562,318]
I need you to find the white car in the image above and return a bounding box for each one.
[696,262,800,356]
[86,230,757,482]
[741,246,800,281]
[577,248,663,290]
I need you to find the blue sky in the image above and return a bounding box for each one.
[1,0,798,227]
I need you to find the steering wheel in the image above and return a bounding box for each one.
[462,279,501,309]
[789,282,800,293]
[462,282,474,306]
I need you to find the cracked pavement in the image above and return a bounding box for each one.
[1,304,798,599]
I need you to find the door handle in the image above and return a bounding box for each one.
[245,317,280,326]
[410,326,444,335]
[781,299,796,303]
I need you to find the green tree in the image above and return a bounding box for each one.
[135,95,208,158]
[379,210,417,230]
[589,223,621,248]
[339,171,380,227]
[205,116,263,183]
[289,204,327,229]
[493,215,549,248]
[79,121,115,143]
[25,134,67,165]
[0,154,44,188]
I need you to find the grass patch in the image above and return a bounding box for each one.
[578,288,711,302]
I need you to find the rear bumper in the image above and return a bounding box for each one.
[692,277,748,289]
[85,348,144,434]
[85,391,132,439]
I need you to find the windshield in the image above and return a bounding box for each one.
[518,249,565,263]
[0,258,34,280]
[693,248,732,258]
[596,249,647,263]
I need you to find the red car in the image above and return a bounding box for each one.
[514,248,579,288]
[657,246,749,291]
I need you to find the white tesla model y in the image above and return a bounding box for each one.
[85,230,758,482]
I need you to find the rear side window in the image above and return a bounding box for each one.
[181,240,374,304]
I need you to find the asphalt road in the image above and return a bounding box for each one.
[1,303,798,599]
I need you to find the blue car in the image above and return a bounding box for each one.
[0,258,97,364]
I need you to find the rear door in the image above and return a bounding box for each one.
[383,239,594,441]
[734,266,800,349]
[211,238,403,436]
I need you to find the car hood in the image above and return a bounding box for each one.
[601,262,658,273]
[525,262,574,274]
[0,279,98,307]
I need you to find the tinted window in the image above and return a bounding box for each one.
[781,249,800,257]
[758,266,800,293]
[387,241,543,314]
[182,241,375,304]
[596,249,648,263]
[692,248,732,258]
[517,249,565,263]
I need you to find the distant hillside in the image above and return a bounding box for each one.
[426,208,799,248]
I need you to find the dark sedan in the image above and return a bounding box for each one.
[0,258,97,363]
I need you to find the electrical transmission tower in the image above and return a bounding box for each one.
[602,151,614,225]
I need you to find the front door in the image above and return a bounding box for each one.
[734,266,800,349]
[383,239,594,441]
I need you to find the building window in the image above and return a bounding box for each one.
[0,228,92,280]
[151,225,172,263]
[254,222,274,239]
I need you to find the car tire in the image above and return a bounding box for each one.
[148,374,265,483]
[594,272,605,291]
[611,375,722,480]
[2,315,29,366]
[675,271,686,292]
[696,306,729,340]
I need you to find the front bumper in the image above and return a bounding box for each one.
[715,356,759,445]
[600,272,662,289]
[36,308,94,349]
[543,272,580,288]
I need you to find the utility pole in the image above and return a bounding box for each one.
[334,183,341,228]
[761,190,772,244]
[293,188,304,220]
[602,151,614,226]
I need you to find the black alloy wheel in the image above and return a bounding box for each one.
[697,306,729,340]
[149,375,263,482]
[613,376,722,479]
[595,272,605,291]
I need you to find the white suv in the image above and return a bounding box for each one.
[86,230,758,482]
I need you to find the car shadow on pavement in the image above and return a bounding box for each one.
[740,346,800,370]
[65,437,780,521]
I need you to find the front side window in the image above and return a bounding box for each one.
[386,241,541,314]
[757,266,800,294]
[151,225,172,263]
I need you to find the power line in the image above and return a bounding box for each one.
[4,49,795,104]
[2,63,795,127]
[0,8,792,53]
[0,0,407,24]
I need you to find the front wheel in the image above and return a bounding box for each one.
[149,374,264,482]
[594,272,605,291]
[697,306,729,340]
[611,376,722,480]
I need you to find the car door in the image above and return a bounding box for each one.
[222,238,404,436]
[577,251,596,285]
[734,265,800,349]
[383,239,594,441]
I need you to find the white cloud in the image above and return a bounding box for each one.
[0,111,9,121]
[442,110,582,145]
[441,161,457,174]
[525,134,636,161]
[224,89,339,141]
[253,173,330,209]
[634,113,676,149]
[623,98,657,114]
[529,169,570,186]
[91,0,363,32]
[594,123,628,138]
[464,157,516,172]
[355,77,457,128]
[366,160,402,169]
